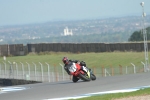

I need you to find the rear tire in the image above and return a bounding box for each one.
[72,76,79,83]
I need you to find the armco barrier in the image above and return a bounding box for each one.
[0,78,41,86]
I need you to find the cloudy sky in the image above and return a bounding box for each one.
[0,0,150,26]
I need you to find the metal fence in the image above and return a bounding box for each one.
[0,61,71,82]
[0,61,149,83]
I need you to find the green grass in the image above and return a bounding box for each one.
[0,51,147,68]
[76,88,150,100]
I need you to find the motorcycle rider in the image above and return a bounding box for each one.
[62,56,89,82]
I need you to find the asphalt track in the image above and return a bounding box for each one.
[0,72,150,100]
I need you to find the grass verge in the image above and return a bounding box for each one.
[0,51,147,68]
[76,88,150,100]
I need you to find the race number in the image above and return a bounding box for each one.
[69,64,77,72]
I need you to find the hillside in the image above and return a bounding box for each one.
[0,15,150,44]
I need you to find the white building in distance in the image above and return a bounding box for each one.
[64,27,73,36]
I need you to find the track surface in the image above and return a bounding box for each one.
[0,72,150,100]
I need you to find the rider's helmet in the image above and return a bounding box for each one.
[62,57,69,64]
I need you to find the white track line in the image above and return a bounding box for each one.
[0,87,26,93]
[44,85,150,100]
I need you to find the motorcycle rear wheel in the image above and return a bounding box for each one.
[72,76,79,83]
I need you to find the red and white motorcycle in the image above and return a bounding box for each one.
[68,62,96,82]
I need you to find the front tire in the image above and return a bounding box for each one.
[79,73,91,81]
[72,76,79,83]
[90,74,96,80]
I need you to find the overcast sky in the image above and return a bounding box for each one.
[0,0,150,26]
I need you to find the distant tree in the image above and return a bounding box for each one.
[128,27,150,42]
[128,31,143,41]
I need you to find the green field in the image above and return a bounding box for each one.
[0,51,147,68]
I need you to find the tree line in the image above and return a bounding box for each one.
[128,26,150,42]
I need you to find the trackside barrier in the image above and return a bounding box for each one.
[20,62,24,79]
[131,63,136,74]
[105,68,111,77]
[39,62,43,82]
[32,62,37,81]
[0,61,149,83]
[0,43,150,56]
[119,65,123,75]
[59,63,65,81]
[45,62,50,82]
[141,61,145,72]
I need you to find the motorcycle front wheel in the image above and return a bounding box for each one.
[90,74,96,80]
[79,73,91,81]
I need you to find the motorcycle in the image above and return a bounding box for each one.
[68,62,96,82]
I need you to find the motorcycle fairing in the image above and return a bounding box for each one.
[68,62,91,79]
[82,66,91,78]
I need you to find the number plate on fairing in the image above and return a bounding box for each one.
[68,63,77,72]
